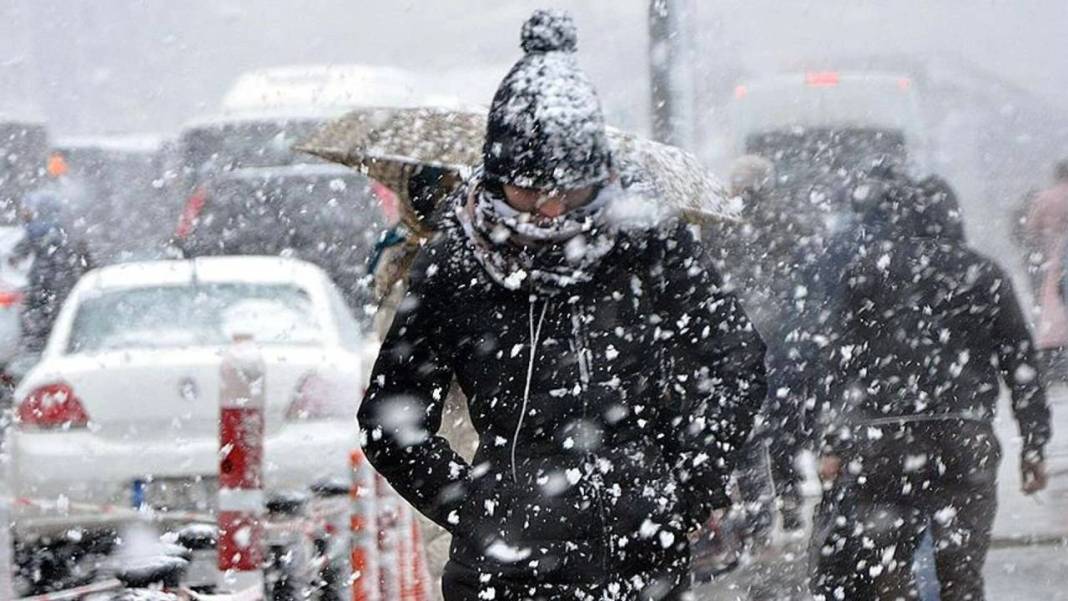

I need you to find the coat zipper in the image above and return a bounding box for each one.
[570,304,614,578]
[511,297,549,484]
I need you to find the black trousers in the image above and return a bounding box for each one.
[810,420,1000,601]
[737,434,803,544]
[736,347,807,539]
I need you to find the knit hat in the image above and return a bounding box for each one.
[482,9,612,191]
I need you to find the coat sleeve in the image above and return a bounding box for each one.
[991,268,1052,461]
[357,241,471,532]
[655,223,768,525]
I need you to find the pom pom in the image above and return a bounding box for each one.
[520,9,578,54]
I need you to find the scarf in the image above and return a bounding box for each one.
[457,177,620,294]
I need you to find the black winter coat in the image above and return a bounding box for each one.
[15,228,93,353]
[358,208,767,597]
[824,225,1051,461]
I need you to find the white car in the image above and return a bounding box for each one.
[0,225,30,366]
[8,256,372,533]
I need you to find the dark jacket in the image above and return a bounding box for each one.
[15,226,92,353]
[358,203,766,594]
[823,207,1050,461]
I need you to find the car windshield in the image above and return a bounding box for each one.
[181,170,382,315]
[67,283,323,353]
[179,119,323,175]
[746,127,909,217]
[187,171,376,254]
[747,128,907,174]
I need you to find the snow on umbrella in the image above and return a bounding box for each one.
[293,105,739,232]
[293,106,480,236]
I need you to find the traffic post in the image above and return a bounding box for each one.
[217,334,267,595]
[349,449,380,601]
[0,454,14,600]
[375,474,403,601]
[405,511,431,601]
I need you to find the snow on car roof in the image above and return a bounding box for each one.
[220,64,427,114]
[54,133,166,155]
[181,109,343,131]
[81,257,327,292]
[218,162,360,181]
[0,112,47,126]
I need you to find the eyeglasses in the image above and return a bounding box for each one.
[502,184,596,217]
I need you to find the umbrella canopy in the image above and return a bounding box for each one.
[294,106,738,233]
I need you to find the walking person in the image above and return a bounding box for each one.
[1024,160,1068,383]
[810,172,1051,601]
[11,190,93,355]
[722,155,808,546]
[358,10,767,600]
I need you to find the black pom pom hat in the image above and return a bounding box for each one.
[482,9,612,191]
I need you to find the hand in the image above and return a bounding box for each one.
[1021,460,1048,495]
[687,508,723,542]
[818,455,842,483]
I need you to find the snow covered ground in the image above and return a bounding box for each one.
[991,385,1068,542]
[694,542,1068,600]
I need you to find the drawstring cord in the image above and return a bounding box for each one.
[512,298,549,483]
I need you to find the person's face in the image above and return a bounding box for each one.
[503,184,595,220]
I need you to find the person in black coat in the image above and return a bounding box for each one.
[357,10,767,601]
[721,155,809,544]
[12,190,93,354]
[810,173,1051,601]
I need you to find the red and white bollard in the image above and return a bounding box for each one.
[375,474,402,601]
[0,454,14,600]
[350,449,380,601]
[405,511,432,601]
[217,335,267,595]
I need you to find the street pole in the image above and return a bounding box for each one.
[649,0,696,150]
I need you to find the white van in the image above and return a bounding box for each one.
[219,64,463,115]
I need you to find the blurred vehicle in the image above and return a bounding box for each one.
[171,64,444,195]
[173,163,383,314]
[0,116,50,220]
[220,64,451,114]
[728,71,927,220]
[168,111,328,200]
[161,111,354,278]
[162,65,462,312]
[8,256,369,534]
[51,135,169,263]
[171,63,471,194]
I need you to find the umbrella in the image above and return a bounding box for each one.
[294,106,738,233]
[294,107,481,235]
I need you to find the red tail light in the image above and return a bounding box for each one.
[0,290,22,308]
[17,383,89,429]
[175,186,208,239]
[286,374,351,421]
[805,71,840,87]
